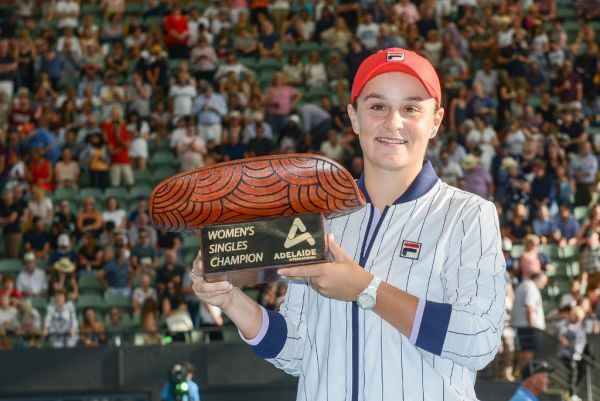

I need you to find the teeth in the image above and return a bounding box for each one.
[377,138,407,144]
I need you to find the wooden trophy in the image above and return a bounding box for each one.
[149,154,366,286]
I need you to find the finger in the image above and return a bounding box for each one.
[193,280,233,292]
[280,276,311,285]
[192,281,233,295]
[327,233,349,262]
[191,252,205,277]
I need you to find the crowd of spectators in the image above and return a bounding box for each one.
[0,0,598,391]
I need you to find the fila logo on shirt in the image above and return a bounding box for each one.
[400,240,422,260]
[284,218,316,248]
[386,51,405,62]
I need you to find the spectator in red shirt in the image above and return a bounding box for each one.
[164,5,189,59]
[0,276,24,302]
[102,106,133,188]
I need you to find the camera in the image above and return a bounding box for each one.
[168,364,189,401]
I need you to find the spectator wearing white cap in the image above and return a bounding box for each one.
[16,252,47,298]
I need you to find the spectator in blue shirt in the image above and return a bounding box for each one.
[555,204,581,246]
[508,361,553,401]
[97,246,131,298]
[530,160,556,210]
[192,82,228,145]
[532,204,560,244]
[28,127,61,163]
[39,44,61,87]
[161,362,200,401]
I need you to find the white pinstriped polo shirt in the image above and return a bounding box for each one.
[245,161,506,401]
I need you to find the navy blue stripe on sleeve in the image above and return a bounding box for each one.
[415,301,452,355]
[250,309,288,359]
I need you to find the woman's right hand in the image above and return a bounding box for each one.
[190,249,237,310]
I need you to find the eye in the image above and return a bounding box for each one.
[404,105,420,113]
[370,104,385,111]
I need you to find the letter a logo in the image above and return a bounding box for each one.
[284,218,316,248]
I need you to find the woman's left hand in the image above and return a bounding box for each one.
[277,234,372,301]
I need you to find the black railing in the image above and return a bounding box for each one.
[537,329,600,401]
[0,326,241,350]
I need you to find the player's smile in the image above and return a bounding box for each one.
[375,137,408,145]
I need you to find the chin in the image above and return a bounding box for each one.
[367,156,409,172]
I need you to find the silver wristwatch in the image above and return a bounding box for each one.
[357,275,382,310]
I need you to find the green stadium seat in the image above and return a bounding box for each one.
[79,170,92,187]
[30,297,48,316]
[510,244,525,260]
[556,7,577,19]
[104,187,129,208]
[298,42,320,56]
[76,293,105,313]
[281,43,298,55]
[183,248,199,265]
[0,259,23,276]
[37,259,48,270]
[150,151,177,167]
[182,236,201,251]
[105,294,131,312]
[169,58,186,72]
[133,170,152,184]
[128,185,153,201]
[81,4,101,16]
[304,86,331,103]
[552,276,571,295]
[79,187,105,204]
[558,244,579,277]
[258,69,275,88]
[78,274,103,294]
[53,188,78,203]
[257,57,282,73]
[125,3,144,14]
[540,243,559,261]
[144,16,164,29]
[574,206,588,223]
[238,57,258,70]
[151,166,179,185]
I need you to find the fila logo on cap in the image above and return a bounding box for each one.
[400,240,422,260]
[386,51,405,62]
[284,218,316,248]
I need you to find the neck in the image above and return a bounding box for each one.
[522,382,540,397]
[364,162,423,212]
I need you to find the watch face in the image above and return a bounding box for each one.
[357,292,375,309]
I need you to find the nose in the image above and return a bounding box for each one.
[384,109,405,132]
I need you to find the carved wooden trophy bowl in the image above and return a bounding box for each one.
[149,154,366,286]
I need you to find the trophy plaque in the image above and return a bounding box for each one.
[149,154,366,286]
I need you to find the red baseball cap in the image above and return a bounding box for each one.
[350,48,442,105]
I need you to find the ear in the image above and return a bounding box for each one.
[347,103,360,135]
[431,106,445,139]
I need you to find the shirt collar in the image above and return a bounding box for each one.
[516,386,539,401]
[357,160,439,205]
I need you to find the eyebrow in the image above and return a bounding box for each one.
[362,94,426,102]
